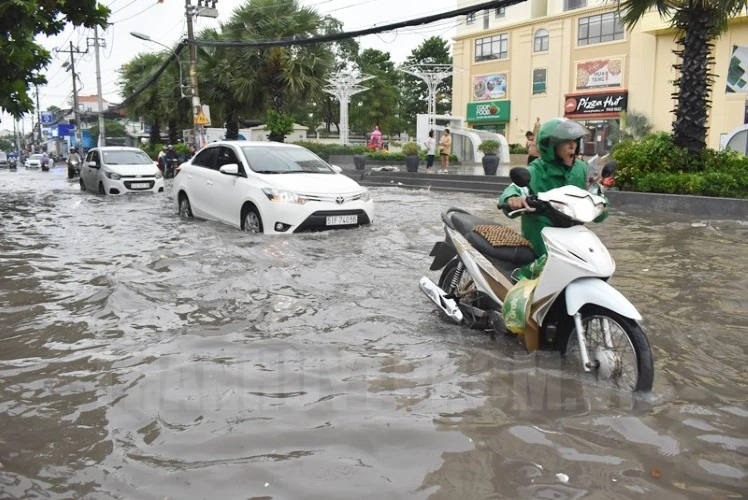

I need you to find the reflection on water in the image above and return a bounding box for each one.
[0,167,746,498]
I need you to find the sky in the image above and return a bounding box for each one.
[3,0,461,134]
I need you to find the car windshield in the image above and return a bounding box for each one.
[31,154,44,160]
[102,150,153,165]
[241,146,334,174]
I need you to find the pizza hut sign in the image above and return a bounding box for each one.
[564,91,628,116]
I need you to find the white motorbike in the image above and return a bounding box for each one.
[420,167,654,392]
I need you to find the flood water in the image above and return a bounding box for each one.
[1,165,746,499]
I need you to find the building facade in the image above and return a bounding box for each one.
[452,0,748,153]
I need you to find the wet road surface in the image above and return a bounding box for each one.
[1,165,746,498]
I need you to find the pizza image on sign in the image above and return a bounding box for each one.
[575,58,623,90]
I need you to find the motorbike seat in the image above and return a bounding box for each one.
[451,213,496,237]
[466,225,537,265]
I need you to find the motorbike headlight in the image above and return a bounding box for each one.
[549,200,575,219]
[359,189,371,202]
[155,170,163,179]
[262,188,307,205]
[105,171,121,181]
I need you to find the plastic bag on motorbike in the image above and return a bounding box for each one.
[502,277,539,335]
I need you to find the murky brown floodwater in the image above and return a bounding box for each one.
[1,165,746,499]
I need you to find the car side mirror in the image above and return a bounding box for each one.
[88,161,99,168]
[509,167,531,188]
[219,163,240,175]
[330,164,343,174]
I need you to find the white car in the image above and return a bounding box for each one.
[80,147,164,195]
[25,154,44,169]
[173,141,374,234]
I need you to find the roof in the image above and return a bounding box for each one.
[78,95,111,103]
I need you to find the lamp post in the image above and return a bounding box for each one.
[130,32,188,98]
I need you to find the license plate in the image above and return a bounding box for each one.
[130,182,150,189]
[326,215,357,226]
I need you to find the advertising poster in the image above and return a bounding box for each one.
[472,73,508,100]
[575,58,623,90]
[727,45,748,93]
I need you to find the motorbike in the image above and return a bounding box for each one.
[419,166,654,392]
[68,158,80,179]
[164,157,179,179]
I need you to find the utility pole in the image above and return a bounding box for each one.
[185,0,218,148]
[91,25,107,146]
[35,85,42,149]
[56,42,87,152]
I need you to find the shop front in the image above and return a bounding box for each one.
[466,100,511,136]
[564,90,628,156]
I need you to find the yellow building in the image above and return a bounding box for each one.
[451,0,748,153]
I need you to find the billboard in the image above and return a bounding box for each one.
[727,45,748,93]
[472,73,508,101]
[575,57,624,90]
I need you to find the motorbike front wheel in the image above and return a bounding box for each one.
[559,305,654,392]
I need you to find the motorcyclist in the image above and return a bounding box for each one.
[67,148,82,179]
[164,144,179,178]
[499,118,609,257]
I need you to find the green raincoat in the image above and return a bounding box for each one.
[499,158,608,256]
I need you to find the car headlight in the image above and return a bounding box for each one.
[105,171,121,180]
[262,188,307,205]
[359,189,371,202]
[155,170,163,179]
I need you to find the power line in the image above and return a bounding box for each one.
[111,2,157,24]
[190,0,520,49]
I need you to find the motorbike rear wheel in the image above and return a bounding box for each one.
[438,259,488,328]
[559,305,654,392]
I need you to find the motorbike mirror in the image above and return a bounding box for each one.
[601,161,617,179]
[509,167,531,188]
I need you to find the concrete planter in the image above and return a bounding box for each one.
[482,153,500,175]
[405,155,420,172]
[353,154,366,170]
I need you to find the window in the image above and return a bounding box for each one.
[241,146,334,174]
[475,33,508,62]
[466,12,475,25]
[192,146,218,169]
[534,29,549,52]
[578,12,624,45]
[483,10,489,29]
[102,150,152,165]
[217,146,241,171]
[495,7,505,18]
[564,0,587,10]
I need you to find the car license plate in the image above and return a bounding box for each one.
[326,215,357,226]
[131,182,150,189]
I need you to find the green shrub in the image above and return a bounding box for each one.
[509,143,527,154]
[612,133,748,198]
[401,142,420,155]
[292,141,369,160]
[478,139,500,154]
[367,151,406,161]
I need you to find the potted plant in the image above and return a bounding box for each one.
[402,142,421,172]
[478,139,500,175]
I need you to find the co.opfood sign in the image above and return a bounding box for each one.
[467,100,511,122]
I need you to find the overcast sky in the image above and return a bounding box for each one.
[3,0,460,133]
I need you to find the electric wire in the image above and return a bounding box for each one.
[111,2,157,24]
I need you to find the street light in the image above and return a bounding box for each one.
[130,32,188,98]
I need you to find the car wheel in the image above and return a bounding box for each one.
[178,194,193,218]
[79,178,86,191]
[242,206,263,233]
[98,182,106,195]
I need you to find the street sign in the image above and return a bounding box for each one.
[194,111,209,126]
[40,112,53,125]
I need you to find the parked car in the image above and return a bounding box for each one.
[25,154,44,169]
[173,141,374,234]
[0,152,9,169]
[80,147,164,195]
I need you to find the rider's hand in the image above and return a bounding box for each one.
[507,196,530,210]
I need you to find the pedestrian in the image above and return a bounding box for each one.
[41,151,49,171]
[438,128,452,174]
[423,130,436,173]
[187,144,197,159]
[526,131,539,165]
[369,125,383,152]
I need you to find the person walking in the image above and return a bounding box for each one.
[438,128,452,174]
[423,130,436,173]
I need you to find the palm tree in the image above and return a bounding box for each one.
[222,0,335,141]
[119,53,167,144]
[617,0,748,157]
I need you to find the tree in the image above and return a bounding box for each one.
[88,119,127,139]
[46,105,67,124]
[617,0,748,156]
[0,135,13,151]
[353,49,402,137]
[119,53,168,144]
[0,0,109,118]
[400,37,453,136]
